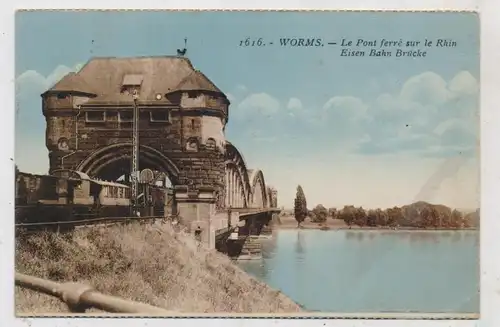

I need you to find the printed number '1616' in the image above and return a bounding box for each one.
[240,38,264,47]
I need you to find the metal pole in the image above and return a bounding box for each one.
[131,96,139,215]
[15,272,171,314]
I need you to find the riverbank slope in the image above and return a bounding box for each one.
[15,222,302,314]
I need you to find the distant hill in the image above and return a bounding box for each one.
[402,201,478,215]
[402,200,452,214]
[400,201,479,228]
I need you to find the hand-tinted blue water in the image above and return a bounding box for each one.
[237,230,479,313]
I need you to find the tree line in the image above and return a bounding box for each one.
[293,185,479,229]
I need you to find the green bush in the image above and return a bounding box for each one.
[311,204,328,223]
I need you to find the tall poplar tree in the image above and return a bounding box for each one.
[294,185,308,227]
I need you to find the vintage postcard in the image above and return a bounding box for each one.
[14,10,479,318]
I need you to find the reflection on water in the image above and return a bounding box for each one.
[237,229,479,313]
[295,231,306,264]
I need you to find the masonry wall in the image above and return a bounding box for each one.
[44,91,228,193]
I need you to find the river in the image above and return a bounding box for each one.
[236,229,479,313]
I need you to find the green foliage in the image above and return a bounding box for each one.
[311,204,328,222]
[329,202,478,229]
[294,185,308,226]
[366,209,378,227]
[353,207,367,227]
[450,209,464,228]
[338,205,356,227]
[374,209,387,226]
[464,209,479,228]
[328,208,338,219]
[386,207,403,227]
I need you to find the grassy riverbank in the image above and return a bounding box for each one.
[15,222,302,315]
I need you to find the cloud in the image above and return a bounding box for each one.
[323,96,368,121]
[224,85,250,104]
[448,71,479,96]
[286,97,303,115]
[434,118,477,148]
[15,63,82,173]
[321,96,370,141]
[236,84,248,93]
[16,63,83,94]
[246,129,278,143]
[226,93,236,102]
[226,70,478,159]
[353,71,479,156]
[399,71,450,106]
[16,62,84,117]
[236,92,280,119]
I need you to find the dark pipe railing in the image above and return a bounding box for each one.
[15,272,172,314]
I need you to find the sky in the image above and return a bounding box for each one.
[15,11,480,210]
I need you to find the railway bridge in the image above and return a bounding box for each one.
[41,55,280,254]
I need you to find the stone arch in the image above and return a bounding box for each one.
[266,186,273,207]
[225,142,251,208]
[249,169,269,208]
[76,143,180,184]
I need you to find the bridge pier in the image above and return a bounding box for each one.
[248,212,274,236]
[172,198,281,257]
[218,210,280,260]
[174,185,220,249]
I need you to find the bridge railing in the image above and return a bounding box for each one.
[15,272,172,314]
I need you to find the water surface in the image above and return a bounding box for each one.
[237,229,479,313]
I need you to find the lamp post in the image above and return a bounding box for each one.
[131,92,140,216]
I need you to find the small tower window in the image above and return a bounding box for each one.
[119,111,133,122]
[150,110,170,123]
[191,119,195,130]
[187,91,198,99]
[57,137,70,151]
[85,111,106,122]
[206,138,216,150]
[121,74,143,96]
[186,137,199,152]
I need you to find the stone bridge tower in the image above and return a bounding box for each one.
[42,56,230,224]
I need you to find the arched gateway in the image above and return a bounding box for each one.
[76,143,180,184]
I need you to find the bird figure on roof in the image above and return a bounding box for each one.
[177,38,188,57]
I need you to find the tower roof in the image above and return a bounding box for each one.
[46,72,96,95]
[43,56,225,104]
